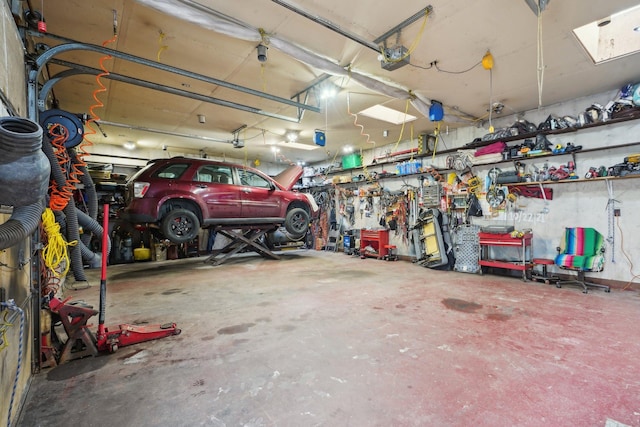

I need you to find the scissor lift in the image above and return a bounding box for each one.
[205,223,283,266]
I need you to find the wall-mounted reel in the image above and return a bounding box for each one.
[39,109,85,148]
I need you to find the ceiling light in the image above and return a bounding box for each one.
[269,141,319,151]
[343,145,353,153]
[320,84,338,99]
[359,105,417,125]
[257,44,268,62]
[123,141,136,150]
[286,131,299,142]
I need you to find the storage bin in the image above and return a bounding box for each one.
[342,153,362,169]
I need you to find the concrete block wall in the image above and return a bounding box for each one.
[1,2,34,426]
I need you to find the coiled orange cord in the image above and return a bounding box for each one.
[47,124,78,210]
[79,34,119,171]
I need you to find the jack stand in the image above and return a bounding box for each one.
[48,297,99,363]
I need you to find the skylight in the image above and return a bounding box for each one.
[358,105,417,125]
[573,5,640,64]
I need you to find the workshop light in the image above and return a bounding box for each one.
[343,145,353,153]
[123,141,136,150]
[482,50,494,70]
[257,44,268,62]
[286,131,299,143]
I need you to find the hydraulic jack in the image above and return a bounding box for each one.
[47,205,180,362]
[94,204,181,353]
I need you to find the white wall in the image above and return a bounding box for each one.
[317,90,640,286]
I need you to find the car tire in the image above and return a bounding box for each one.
[284,207,309,239]
[161,208,200,244]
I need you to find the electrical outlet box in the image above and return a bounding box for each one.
[381,46,410,71]
[614,208,621,217]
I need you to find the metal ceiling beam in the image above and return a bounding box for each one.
[27,33,320,121]
[40,59,304,123]
[373,6,433,45]
[271,0,380,52]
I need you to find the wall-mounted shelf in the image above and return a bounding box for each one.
[505,173,640,187]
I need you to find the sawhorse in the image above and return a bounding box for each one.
[205,224,281,266]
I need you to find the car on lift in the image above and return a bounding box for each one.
[122,157,318,244]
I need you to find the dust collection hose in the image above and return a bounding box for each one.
[0,117,50,250]
[76,207,111,268]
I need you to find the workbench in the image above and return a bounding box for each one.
[479,231,532,281]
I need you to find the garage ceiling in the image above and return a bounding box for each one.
[22,0,640,165]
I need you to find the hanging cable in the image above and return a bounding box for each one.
[434,59,482,75]
[536,6,545,107]
[156,31,169,62]
[606,179,619,264]
[431,122,441,163]
[392,99,411,153]
[1,299,25,427]
[617,217,640,290]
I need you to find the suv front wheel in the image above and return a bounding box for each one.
[161,208,200,244]
[284,207,310,239]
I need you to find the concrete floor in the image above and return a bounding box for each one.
[18,250,640,427]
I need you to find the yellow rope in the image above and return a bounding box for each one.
[41,208,77,278]
[392,99,411,152]
[156,31,168,62]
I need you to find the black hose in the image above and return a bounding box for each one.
[64,200,86,282]
[70,148,98,219]
[76,208,111,256]
[0,201,44,250]
[41,134,67,192]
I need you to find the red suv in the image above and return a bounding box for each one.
[123,157,318,244]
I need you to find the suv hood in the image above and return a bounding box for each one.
[273,165,303,190]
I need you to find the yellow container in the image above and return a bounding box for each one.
[134,244,151,261]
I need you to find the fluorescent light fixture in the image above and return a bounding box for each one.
[573,4,640,64]
[343,145,353,153]
[123,141,136,150]
[268,141,319,151]
[358,104,417,125]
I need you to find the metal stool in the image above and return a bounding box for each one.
[531,258,559,285]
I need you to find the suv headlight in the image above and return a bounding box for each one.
[133,182,150,198]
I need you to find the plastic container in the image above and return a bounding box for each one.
[342,153,362,169]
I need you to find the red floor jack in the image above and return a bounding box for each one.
[48,205,180,361]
